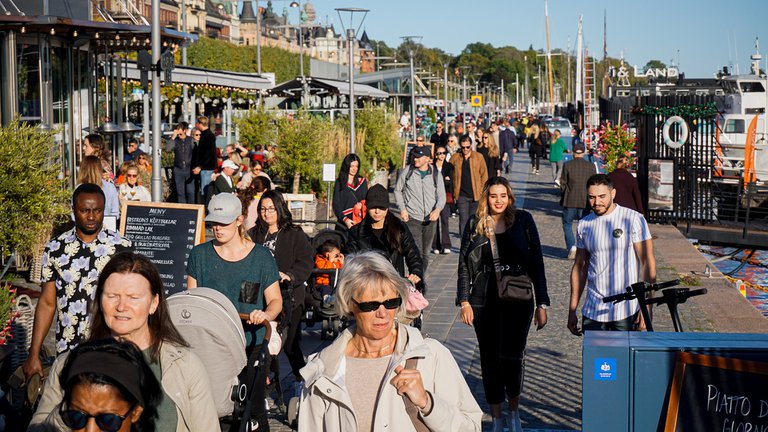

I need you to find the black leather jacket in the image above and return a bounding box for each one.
[346,216,424,287]
[457,211,550,307]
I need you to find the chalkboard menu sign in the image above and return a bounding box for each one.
[402,141,434,167]
[119,202,205,295]
[663,352,768,431]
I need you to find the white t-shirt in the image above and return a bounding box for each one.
[577,204,652,322]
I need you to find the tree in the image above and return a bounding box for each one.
[0,119,71,260]
[272,111,334,193]
[234,105,278,149]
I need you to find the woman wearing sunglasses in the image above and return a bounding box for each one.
[118,164,151,204]
[32,252,221,431]
[298,252,482,432]
[42,338,162,432]
[457,176,550,432]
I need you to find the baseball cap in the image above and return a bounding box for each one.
[411,146,431,158]
[573,143,586,154]
[222,159,239,170]
[205,193,242,224]
[366,184,389,209]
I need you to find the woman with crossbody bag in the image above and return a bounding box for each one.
[456,176,550,432]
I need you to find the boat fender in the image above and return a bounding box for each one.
[662,115,689,149]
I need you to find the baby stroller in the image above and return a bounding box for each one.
[299,220,349,341]
[167,288,272,432]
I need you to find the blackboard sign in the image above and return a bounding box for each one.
[402,141,434,167]
[663,352,768,431]
[119,202,205,295]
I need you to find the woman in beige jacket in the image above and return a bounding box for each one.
[30,252,220,432]
[298,252,482,431]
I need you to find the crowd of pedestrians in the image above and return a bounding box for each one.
[14,110,655,432]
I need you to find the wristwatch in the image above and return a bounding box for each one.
[537,304,549,310]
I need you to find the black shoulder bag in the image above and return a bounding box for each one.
[486,215,534,302]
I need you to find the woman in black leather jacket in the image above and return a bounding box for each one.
[456,176,550,432]
[346,184,424,290]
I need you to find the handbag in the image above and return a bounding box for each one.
[486,217,534,302]
[445,191,454,205]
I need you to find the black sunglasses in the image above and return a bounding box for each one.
[461,146,472,150]
[436,151,446,155]
[60,404,135,432]
[352,297,402,312]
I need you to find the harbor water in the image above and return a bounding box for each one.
[697,244,768,318]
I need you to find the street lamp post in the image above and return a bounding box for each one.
[443,63,448,119]
[151,0,161,200]
[256,0,261,74]
[401,36,422,141]
[336,7,369,154]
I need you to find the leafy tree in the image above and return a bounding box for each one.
[0,119,71,260]
[643,60,667,71]
[272,111,334,193]
[234,105,278,148]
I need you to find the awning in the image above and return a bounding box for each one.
[123,61,273,91]
[269,77,389,99]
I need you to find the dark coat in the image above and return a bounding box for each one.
[560,157,597,209]
[608,168,644,213]
[498,128,517,154]
[345,216,424,283]
[196,128,217,170]
[457,211,550,308]
[248,226,314,305]
[434,161,454,197]
[212,175,236,195]
[331,177,368,225]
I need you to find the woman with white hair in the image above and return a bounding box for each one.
[298,252,482,432]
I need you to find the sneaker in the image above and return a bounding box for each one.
[568,246,577,260]
[442,248,452,254]
[535,170,540,175]
[555,179,560,187]
[507,410,523,432]
[432,249,441,255]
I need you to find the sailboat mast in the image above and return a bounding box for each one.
[575,15,583,107]
[545,0,555,114]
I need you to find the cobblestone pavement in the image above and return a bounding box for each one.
[266,158,713,431]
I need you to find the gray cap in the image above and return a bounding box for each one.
[205,193,242,224]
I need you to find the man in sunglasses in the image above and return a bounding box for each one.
[499,118,518,174]
[449,135,488,236]
[429,121,449,148]
[395,145,446,272]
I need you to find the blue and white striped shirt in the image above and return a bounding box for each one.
[577,204,652,322]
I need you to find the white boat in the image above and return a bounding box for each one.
[716,40,768,181]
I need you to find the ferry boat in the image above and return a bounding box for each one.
[716,41,768,182]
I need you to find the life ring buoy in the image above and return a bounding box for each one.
[662,116,688,149]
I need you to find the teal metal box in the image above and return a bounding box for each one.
[583,331,768,431]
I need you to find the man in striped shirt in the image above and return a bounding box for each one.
[567,174,657,335]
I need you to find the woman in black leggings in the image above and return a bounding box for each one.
[457,176,550,432]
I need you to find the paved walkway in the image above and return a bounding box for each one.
[267,158,712,431]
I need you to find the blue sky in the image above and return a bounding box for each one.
[269,0,768,77]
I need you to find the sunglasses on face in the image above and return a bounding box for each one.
[126,174,138,178]
[416,139,424,142]
[436,152,446,155]
[352,297,402,313]
[60,405,135,432]
[483,137,489,140]
[461,146,471,150]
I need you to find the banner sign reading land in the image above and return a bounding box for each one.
[119,202,205,295]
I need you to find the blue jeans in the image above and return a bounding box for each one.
[200,169,214,204]
[503,149,514,172]
[173,167,194,204]
[562,207,587,251]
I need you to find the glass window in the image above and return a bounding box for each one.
[17,42,41,121]
[724,119,745,134]
[739,81,765,93]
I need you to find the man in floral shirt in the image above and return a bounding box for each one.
[23,183,131,379]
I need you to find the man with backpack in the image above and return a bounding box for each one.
[395,145,446,272]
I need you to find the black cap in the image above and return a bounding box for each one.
[573,142,586,154]
[411,146,431,158]
[366,184,389,209]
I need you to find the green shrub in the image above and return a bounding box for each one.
[0,119,71,259]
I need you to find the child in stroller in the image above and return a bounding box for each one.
[312,239,344,311]
[304,227,347,340]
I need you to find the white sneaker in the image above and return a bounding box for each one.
[555,179,560,187]
[568,246,577,260]
[535,170,540,175]
[442,248,452,254]
[432,249,441,255]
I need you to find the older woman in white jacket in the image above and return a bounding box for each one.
[298,252,481,431]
